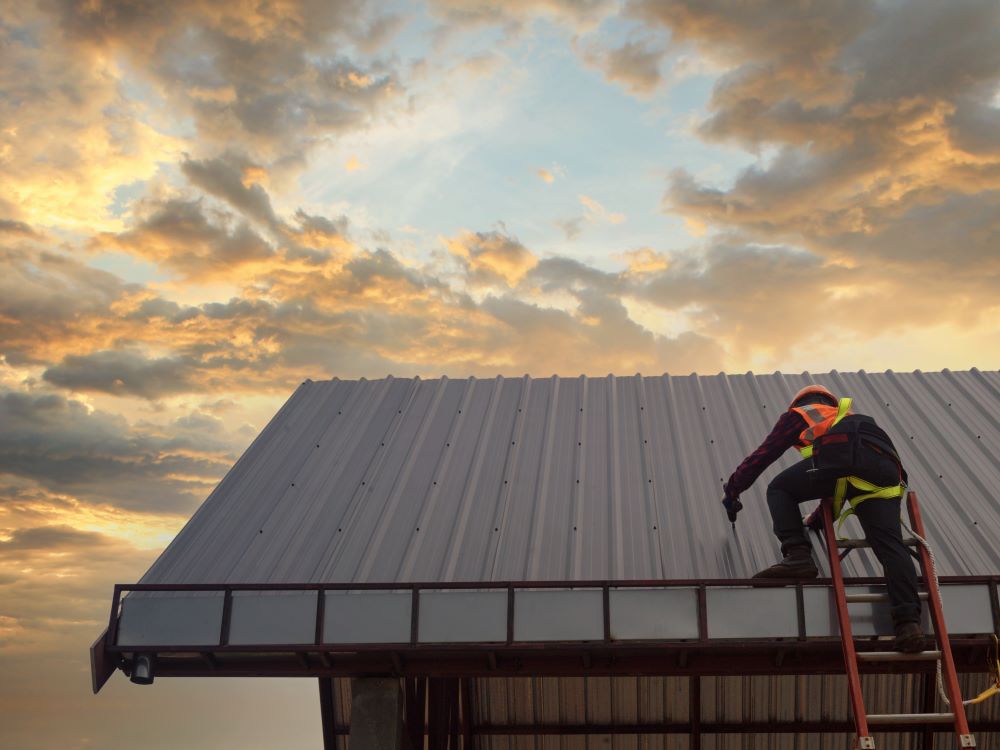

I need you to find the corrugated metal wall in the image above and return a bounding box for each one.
[140,369,1000,585]
[327,674,1000,748]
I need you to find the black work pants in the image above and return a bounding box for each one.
[767,458,921,625]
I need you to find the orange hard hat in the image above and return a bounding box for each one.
[790,384,836,407]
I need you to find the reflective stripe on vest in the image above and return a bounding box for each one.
[794,396,853,458]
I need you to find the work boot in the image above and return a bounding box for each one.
[752,545,818,580]
[893,621,930,653]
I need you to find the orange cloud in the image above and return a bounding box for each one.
[444,230,539,286]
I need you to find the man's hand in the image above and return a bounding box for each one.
[722,495,743,525]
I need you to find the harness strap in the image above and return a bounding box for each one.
[832,474,905,536]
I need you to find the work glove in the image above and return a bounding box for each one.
[802,506,824,531]
[721,495,743,525]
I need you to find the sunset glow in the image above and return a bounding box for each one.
[2,1,999,747]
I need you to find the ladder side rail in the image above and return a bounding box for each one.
[905,490,973,741]
[821,497,871,742]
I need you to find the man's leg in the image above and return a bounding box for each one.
[854,497,922,624]
[754,460,830,579]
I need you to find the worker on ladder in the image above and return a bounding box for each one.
[721,384,927,653]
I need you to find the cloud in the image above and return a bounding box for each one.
[537,168,555,183]
[556,216,584,240]
[0,244,134,367]
[93,197,275,279]
[580,194,626,224]
[428,0,614,34]
[42,350,199,399]
[0,9,181,231]
[4,1,404,196]
[444,230,539,286]
[0,389,238,515]
[582,37,668,96]
[181,153,279,227]
[345,154,367,172]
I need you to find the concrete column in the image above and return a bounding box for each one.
[349,677,409,750]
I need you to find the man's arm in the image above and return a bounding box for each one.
[723,410,807,501]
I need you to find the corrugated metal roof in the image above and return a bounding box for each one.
[140,369,1000,585]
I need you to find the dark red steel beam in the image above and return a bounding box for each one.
[132,644,996,682]
[318,678,337,750]
[111,575,1000,592]
[89,628,116,694]
[325,720,1000,736]
[468,720,1000,736]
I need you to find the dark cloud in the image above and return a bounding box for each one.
[0,524,105,552]
[42,350,198,398]
[0,245,134,366]
[0,220,39,237]
[633,0,1000,292]
[94,197,275,278]
[181,153,278,227]
[0,389,237,514]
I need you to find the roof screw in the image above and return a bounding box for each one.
[653,526,657,530]
[494,527,498,531]
[291,483,295,486]
[337,528,342,532]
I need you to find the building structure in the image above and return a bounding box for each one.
[92,370,1000,748]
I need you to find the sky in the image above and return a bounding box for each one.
[1,0,999,747]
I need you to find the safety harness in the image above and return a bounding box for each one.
[800,397,907,536]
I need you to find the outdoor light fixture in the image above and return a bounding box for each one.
[129,654,155,685]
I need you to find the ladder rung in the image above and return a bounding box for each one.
[845,592,929,603]
[867,712,955,725]
[856,650,941,662]
[836,538,920,549]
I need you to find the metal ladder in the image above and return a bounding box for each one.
[819,490,975,749]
